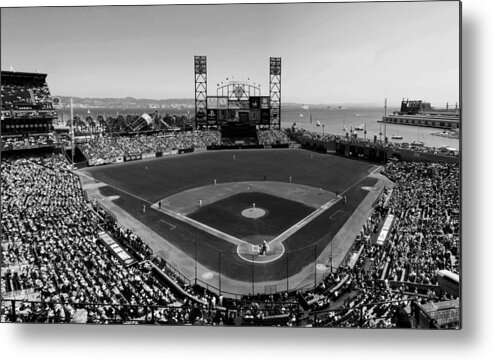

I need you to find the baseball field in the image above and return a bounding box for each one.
[80,148,384,295]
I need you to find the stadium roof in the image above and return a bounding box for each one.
[1,70,48,81]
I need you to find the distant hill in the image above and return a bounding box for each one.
[54,96,195,109]
[53,96,385,109]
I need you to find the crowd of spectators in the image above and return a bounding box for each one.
[296,190,407,328]
[1,82,53,110]
[1,151,301,325]
[287,127,459,157]
[298,161,459,327]
[257,129,295,146]
[78,131,222,163]
[1,148,460,327]
[0,153,187,323]
[287,128,340,143]
[378,162,460,286]
[77,128,302,165]
[379,140,459,157]
[1,134,58,151]
[0,114,460,328]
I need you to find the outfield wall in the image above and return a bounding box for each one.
[83,143,296,167]
[335,140,459,164]
[290,135,459,164]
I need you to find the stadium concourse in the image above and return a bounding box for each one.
[1,127,460,328]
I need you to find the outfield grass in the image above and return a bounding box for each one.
[86,149,375,202]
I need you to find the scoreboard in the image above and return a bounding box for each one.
[203,95,271,127]
[194,56,280,130]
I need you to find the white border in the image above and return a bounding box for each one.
[1,1,491,361]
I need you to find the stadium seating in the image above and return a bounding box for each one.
[257,129,295,146]
[1,151,302,325]
[1,82,53,110]
[1,72,57,138]
[0,122,460,327]
[77,131,222,164]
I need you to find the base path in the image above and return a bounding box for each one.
[152,181,338,262]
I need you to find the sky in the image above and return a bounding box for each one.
[1,1,460,106]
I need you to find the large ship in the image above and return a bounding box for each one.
[379,99,460,130]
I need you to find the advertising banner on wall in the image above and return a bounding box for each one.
[229,101,241,109]
[240,100,250,110]
[249,96,260,109]
[207,97,218,109]
[142,153,156,160]
[260,97,270,109]
[218,97,228,109]
[217,109,228,124]
[239,111,249,123]
[124,154,143,162]
[207,109,217,122]
[250,109,260,124]
[260,109,271,124]
[228,109,238,121]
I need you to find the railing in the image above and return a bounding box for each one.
[1,288,39,299]
[1,299,301,326]
[152,256,193,291]
[310,298,417,328]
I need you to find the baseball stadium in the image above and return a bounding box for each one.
[0,57,460,328]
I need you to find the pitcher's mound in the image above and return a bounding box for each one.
[241,207,266,219]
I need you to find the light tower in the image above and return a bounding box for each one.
[194,56,207,129]
[269,57,281,130]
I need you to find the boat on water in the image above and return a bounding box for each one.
[315,120,322,127]
[439,145,457,152]
[431,129,460,139]
[391,135,403,140]
[411,140,425,147]
[354,124,364,131]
